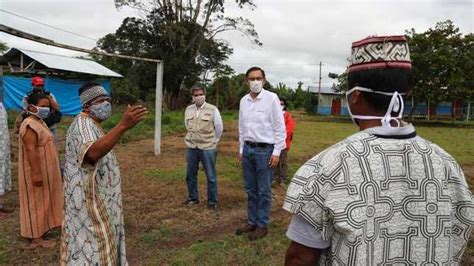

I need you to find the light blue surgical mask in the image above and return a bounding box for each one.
[31,106,50,120]
[90,101,112,121]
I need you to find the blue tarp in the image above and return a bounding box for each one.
[2,76,111,115]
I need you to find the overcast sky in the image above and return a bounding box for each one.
[0,0,472,88]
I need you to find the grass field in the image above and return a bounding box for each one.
[0,110,473,264]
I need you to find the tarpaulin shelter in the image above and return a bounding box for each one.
[0,48,122,115]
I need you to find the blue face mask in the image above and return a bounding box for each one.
[31,106,50,120]
[90,101,112,121]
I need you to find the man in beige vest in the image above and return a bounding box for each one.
[183,84,223,210]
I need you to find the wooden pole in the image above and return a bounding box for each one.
[0,24,161,63]
[154,62,164,155]
[215,66,220,108]
[317,61,322,114]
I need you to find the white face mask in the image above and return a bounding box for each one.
[30,105,50,120]
[345,86,405,128]
[193,95,206,106]
[249,80,263,93]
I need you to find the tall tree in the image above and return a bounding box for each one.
[96,0,261,109]
[407,20,472,119]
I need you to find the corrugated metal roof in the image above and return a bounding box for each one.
[5,48,122,77]
[307,86,342,94]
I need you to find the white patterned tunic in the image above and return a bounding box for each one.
[284,125,474,265]
[0,103,11,196]
[62,113,127,265]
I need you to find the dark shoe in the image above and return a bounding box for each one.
[248,227,268,241]
[182,199,199,205]
[208,203,218,210]
[235,224,257,235]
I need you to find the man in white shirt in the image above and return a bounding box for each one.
[183,84,223,210]
[236,67,286,240]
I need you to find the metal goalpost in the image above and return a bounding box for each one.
[0,24,165,155]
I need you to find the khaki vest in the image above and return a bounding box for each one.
[184,103,217,150]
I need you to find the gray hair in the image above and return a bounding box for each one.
[190,84,206,95]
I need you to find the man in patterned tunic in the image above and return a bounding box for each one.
[284,36,474,265]
[62,82,148,265]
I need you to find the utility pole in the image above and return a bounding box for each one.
[216,66,220,109]
[317,61,322,114]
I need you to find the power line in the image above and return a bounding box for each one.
[0,9,99,42]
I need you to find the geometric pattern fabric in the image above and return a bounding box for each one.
[284,129,473,265]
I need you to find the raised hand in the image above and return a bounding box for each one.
[119,105,148,130]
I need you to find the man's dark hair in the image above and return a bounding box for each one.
[347,68,412,112]
[191,84,206,95]
[280,98,288,111]
[246,67,266,78]
[78,81,101,96]
[27,93,50,105]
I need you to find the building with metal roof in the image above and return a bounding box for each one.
[307,85,348,115]
[0,48,122,115]
[1,48,122,77]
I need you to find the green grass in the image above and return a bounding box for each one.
[144,167,185,182]
[288,120,473,165]
[141,224,185,247]
[0,235,9,264]
[416,126,474,164]
[216,155,242,181]
[153,224,290,265]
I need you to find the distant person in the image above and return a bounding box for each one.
[236,66,286,240]
[18,93,64,249]
[19,76,62,138]
[274,98,295,185]
[284,36,474,265]
[0,101,12,213]
[62,82,147,265]
[183,84,223,210]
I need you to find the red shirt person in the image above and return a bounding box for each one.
[274,98,295,184]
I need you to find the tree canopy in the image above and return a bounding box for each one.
[95,0,261,109]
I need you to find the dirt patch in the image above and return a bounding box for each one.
[114,131,291,264]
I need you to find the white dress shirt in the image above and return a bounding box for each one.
[185,102,224,141]
[238,89,286,156]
